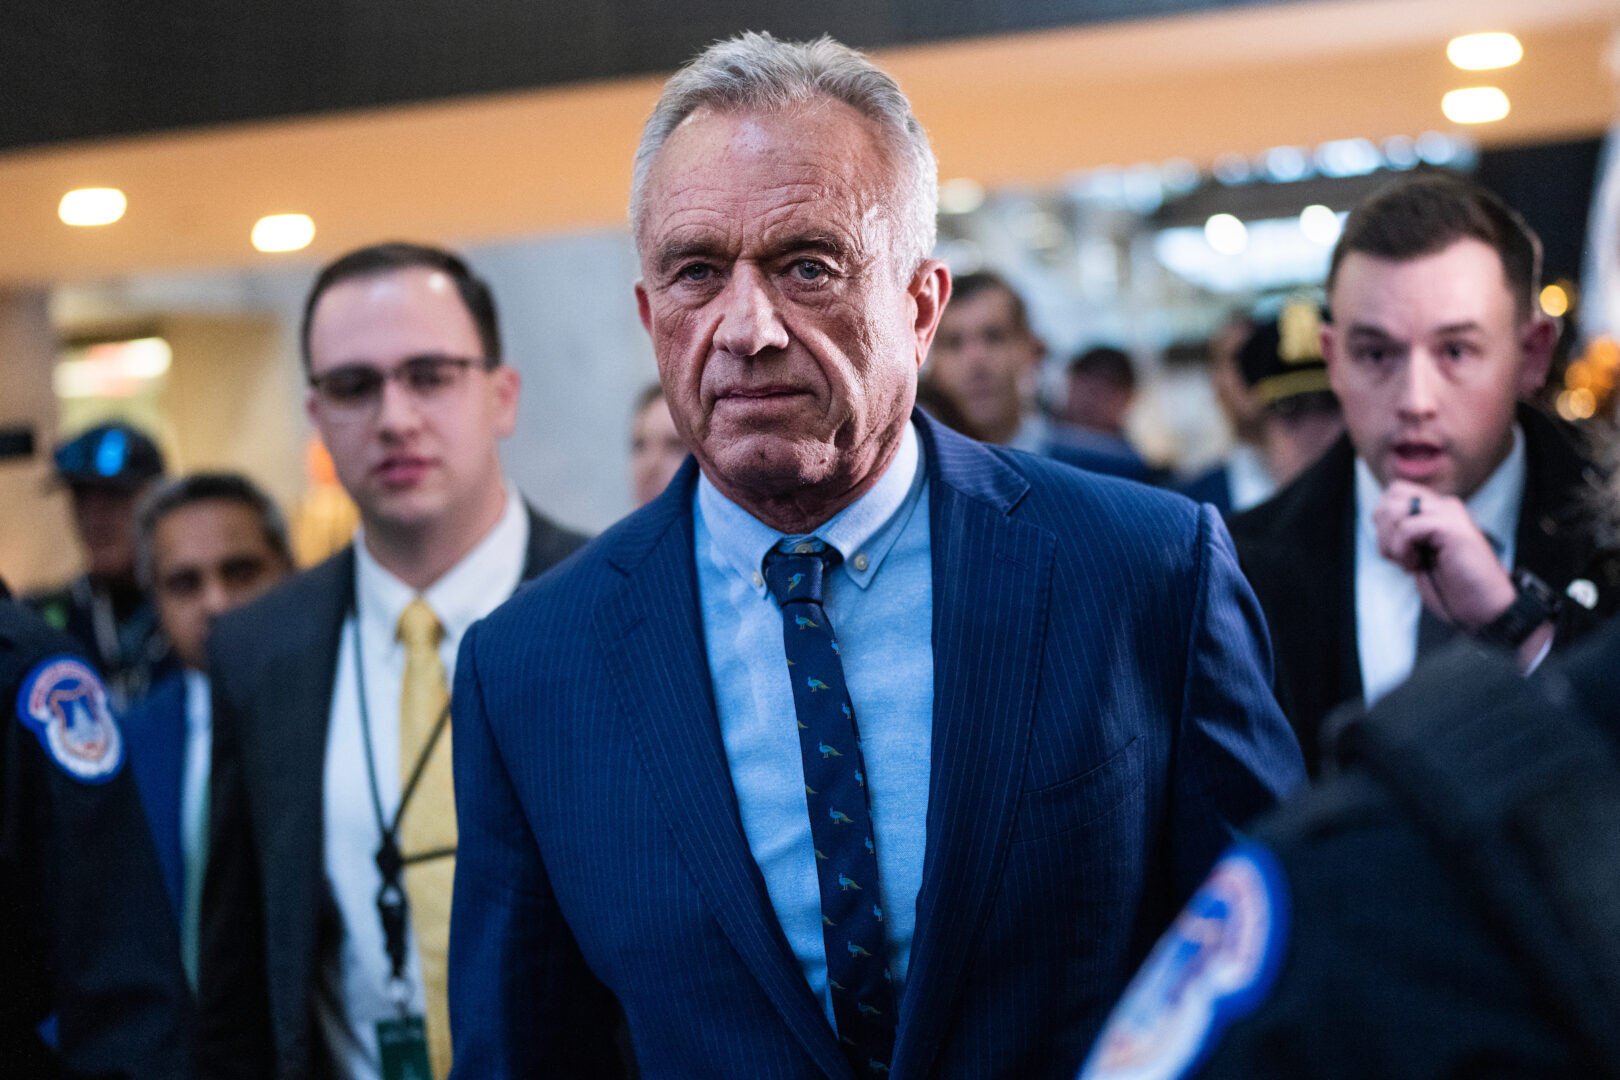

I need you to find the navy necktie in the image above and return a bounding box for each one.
[763,539,897,1078]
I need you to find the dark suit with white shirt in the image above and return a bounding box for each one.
[196,505,585,1080]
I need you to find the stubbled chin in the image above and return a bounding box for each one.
[701,432,842,492]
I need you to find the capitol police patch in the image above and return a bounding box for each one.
[15,655,125,783]
[1078,842,1289,1080]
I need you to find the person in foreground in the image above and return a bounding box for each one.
[447,32,1303,1080]
[1081,595,1620,1079]
[1,581,192,1078]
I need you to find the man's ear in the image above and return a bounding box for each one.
[490,364,522,439]
[909,260,951,369]
[635,281,653,336]
[1517,315,1557,398]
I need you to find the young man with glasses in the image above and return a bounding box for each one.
[197,243,588,1080]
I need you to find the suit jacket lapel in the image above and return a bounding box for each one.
[257,549,352,1034]
[1515,405,1598,585]
[592,469,852,1079]
[894,418,1053,1079]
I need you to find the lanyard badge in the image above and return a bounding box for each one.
[351,604,451,1079]
[377,1015,432,1080]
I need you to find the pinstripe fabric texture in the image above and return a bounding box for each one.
[448,411,1305,1080]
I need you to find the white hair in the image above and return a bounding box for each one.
[630,31,938,279]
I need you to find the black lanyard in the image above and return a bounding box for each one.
[350,597,455,992]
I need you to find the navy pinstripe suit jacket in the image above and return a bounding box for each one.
[448,412,1305,1079]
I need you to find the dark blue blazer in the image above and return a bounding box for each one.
[448,413,1304,1079]
[124,670,189,921]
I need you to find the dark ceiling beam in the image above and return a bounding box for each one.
[1,0,1280,152]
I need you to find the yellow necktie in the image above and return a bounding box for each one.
[396,598,455,1079]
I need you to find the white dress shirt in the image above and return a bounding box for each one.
[1226,444,1277,514]
[316,484,528,1080]
[180,669,213,989]
[1355,426,1525,705]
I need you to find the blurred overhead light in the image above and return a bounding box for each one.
[1558,387,1597,421]
[1204,214,1248,256]
[54,337,172,398]
[252,213,315,253]
[1315,138,1380,179]
[938,178,985,215]
[1159,158,1200,195]
[1212,153,1252,185]
[1540,283,1571,318]
[1299,205,1343,246]
[1382,135,1420,170]
[1442,87,1510,124]
[59,188,126,226]
[1447,32,1523,71]
[1263,146,1310,183]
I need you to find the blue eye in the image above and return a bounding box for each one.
[791,260,828,281]
[677,263,714,283]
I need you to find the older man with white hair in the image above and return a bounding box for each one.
[447,32,1303,1080]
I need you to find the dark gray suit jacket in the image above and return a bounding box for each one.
[197,505,586,1080]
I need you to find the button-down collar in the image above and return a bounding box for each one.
[697,421,925,598]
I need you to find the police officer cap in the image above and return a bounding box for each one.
[52,423,165,490]
[1238,299,1332,407]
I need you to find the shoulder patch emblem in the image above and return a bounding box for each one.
[1078,842,1289,1080]
[15,655,125,783]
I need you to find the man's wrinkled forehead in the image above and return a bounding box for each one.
[637,103,899,244]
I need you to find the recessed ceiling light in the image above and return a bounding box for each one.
[252,213,315,253]
[1299,205,1342,246]
[1447,32,1523,71]
[1442,87,1510,124]
[59,188,127,227]
[1204,213,1248,255]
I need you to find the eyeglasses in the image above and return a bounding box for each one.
[308,355,495,412]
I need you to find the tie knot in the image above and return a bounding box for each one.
[763,540,840,607]
[397,598,444,649]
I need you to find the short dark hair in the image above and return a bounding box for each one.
[946,271,1031,337]
[1068,346,1136,392]
[1327,173,1542,320]
[299,242,502,373]
[136,472,293,587]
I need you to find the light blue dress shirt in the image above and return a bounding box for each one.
[694,421,934,1029]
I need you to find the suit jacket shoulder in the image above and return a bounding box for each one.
[522,504,590,580]
[1226,438,1360,769]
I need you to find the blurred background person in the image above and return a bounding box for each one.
[1229,173,1618,772]
[1179,313,1277,517]
[1236,300,1345,489]
[914,375,984,439]
[26,422,171,708]
[199,242,589,1080]
[1048,346,1167,484]
[629,382,688,508]
[925,270,1046,448]
[122,473,295,991]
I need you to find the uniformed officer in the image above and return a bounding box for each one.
[26,423,171,709]
[1079,605,1620,1079]
[1,578,192,1078]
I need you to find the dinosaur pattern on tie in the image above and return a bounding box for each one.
[762,539,898,1078]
